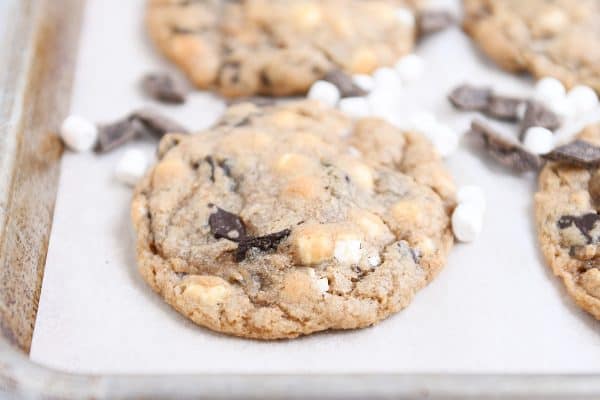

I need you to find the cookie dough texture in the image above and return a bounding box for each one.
[464,0,600,93]
[535,124,600,320]
[131,100,456,339]
[146,0,418,97]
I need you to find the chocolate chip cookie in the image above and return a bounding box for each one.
[535,123,600,320]
[146,0,418,97]
[463,0,600,93]
[131,100,456,339]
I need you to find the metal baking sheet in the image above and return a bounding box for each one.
[29,0,600,376]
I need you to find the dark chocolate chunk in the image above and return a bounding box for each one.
[418,10,455,36]
[448,84,491,111]
[95,118,145,153]
[519,101,561,139]
[485,95,523,121]
[130,108,189,138]
[542,140,600,168]
[235,229,291,262]
[469,120,541,172]
[141,72,187,104]
[589,171,600,207]
[323,69,367,97]
[558,213,600,244]
[208,207,247,242]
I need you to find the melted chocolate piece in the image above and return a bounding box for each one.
[208,207,247,242]
[323,69,367,97]
[558,213,600,244]
[96,118,145,153]
[469,120,541,172]
[448,84,491,111]
[141,72,187,104]
[519,101,561,138]
[130,108,189,138]
[485,95,523,121]
[235,229,291,262]
[543,140,600,168]
[418,10,455,36]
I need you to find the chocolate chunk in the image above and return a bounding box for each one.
[485,95,523,121]
[323,69,367,97]
[469,120,541,172]
[448,84,491,111]
[418,10,455,36]
[95,118,145,153]
[130,108,189,138]
[542,140,600,168]
[519,101,561,138]
[141,73,187,104]
[589,171,600,207]
[235,229,291,262]
[208,207,247,242]
[558,213,600,244]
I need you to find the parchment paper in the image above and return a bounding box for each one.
[30,0,600,374]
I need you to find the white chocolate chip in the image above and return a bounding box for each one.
[293,226,335,265]
[395,7,415,27]
[534,77,566,106]
[367,253,381,267]
[334,238,362,265]
[580,268,600,298]
[523,126,554,155]
[352,74,375,92]
[338,97,371,119]
[307,80,340,107]
[181,276,230,305]
[316,277,329,293]
[394,54,425,83]
[452,203,484,243]
[456,185,486,212]
[566,85,598,117]
[348,146,362,158]
[115,149,148,186]
[60,115,98,152]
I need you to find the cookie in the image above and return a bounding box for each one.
[146,0,418,97]
[131,100,456,339]
[535,123,600,320]
[463,0,600,93]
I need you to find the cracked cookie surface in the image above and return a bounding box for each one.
[131,100,455,339]
[535,124,600,320]
[464,0,600,93]
[146,0,418,97]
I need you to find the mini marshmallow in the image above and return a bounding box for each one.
[534,77,566,106]
[548,96,575,120]
[516,102,528,120]
[115,148,148,186]
[394,54,425,83]
[452,202,484,243]
[367,253,381,267]
[352,74,375,92]
[316,277,329,293]
[456,185,486,212]
[334,238,362,265]
[522,126,554,155]
[307,80,340,107]
[339,97,371,119]
[373,67,403,90]
[60,115,98,152]
[566,85,598,116]
[395,7,415,27]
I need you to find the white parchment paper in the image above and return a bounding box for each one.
[30,0,600,374]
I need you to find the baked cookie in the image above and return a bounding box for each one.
[535,123,600,320]
[463,0,600,93]
[131,100,456,339]
[146,0,418,97]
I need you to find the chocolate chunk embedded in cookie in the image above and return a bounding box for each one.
[131,100,456,339]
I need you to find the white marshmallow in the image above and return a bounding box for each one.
[352,74,375,92]
[548,96,575,120]
[60,115,98,152]
[523,126,554,155]
[566,85,598,116]
[338,97,371,119]
[115,149,148,186]
[452,203,484,243]
[316,277,329,293]
[456,185,486,212]
[334,239,362,265]
[367,253,381,267]
[516,102,527,120]
[395,7,415,27]
[394,54,425,83]
[373,67,403,90]
[307,80,340,107]
[534,77,566,106]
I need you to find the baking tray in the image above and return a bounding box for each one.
[1,0,600,398]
